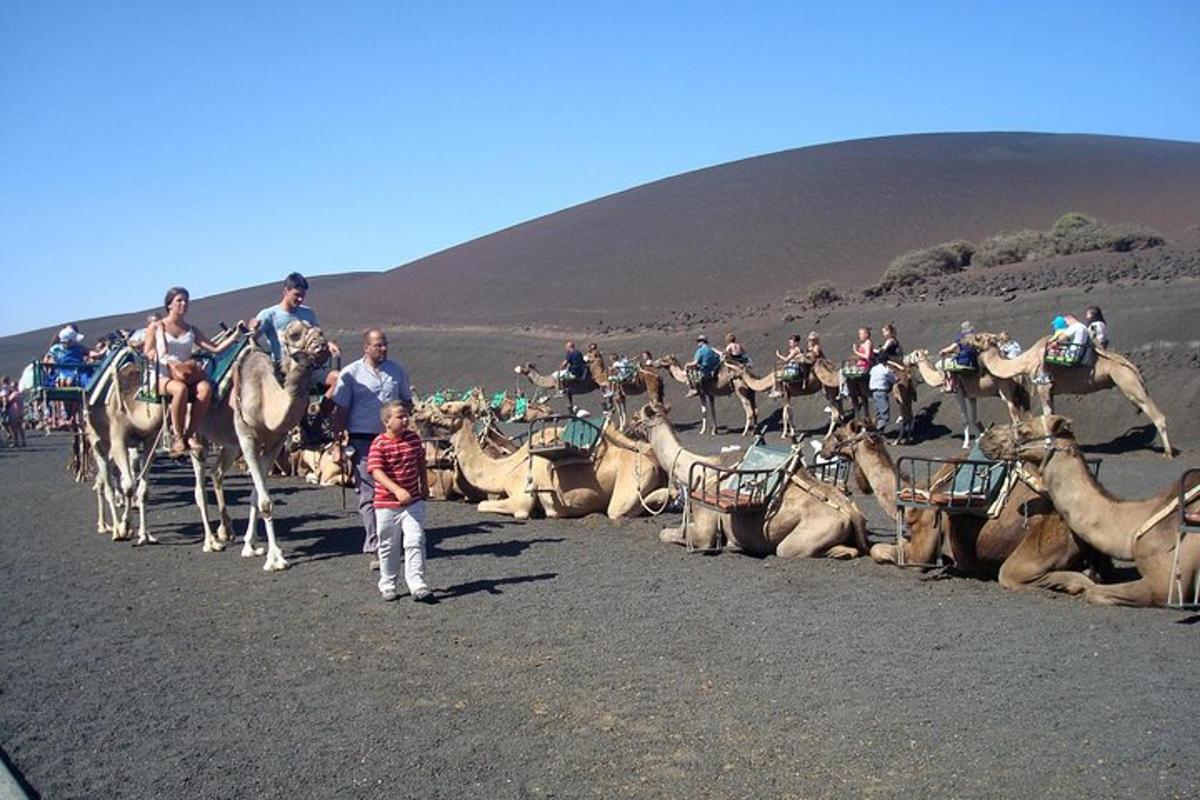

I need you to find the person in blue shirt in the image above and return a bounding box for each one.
[248,272,342,400]
[552,341,587,392]
[684,334,721,396]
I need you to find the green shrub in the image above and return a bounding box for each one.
[974,229,1050,267]
[1098,223,1164,252]
[806,280,840,304]
[881,239,975,287]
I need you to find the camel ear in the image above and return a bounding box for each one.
[1047,415,1074,437]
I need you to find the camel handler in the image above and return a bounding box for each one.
[247,272,342,401]
[331,329,412,570]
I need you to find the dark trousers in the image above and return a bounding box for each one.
[348,435,378,554]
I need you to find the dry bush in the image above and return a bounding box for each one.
[881,239,975,287]
[806,280,840,304]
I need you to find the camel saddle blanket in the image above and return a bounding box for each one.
[777,363,807,383]
[607,364,639,385]
[209,339,254,405]
[84,345,136,408]
[1135,482,1200,540]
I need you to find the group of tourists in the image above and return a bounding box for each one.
[36,273,434,605]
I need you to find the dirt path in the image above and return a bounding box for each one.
[1,434,1197,799]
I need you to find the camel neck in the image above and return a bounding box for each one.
[854,439,900,521]
[452,419,524,492]
[1041,450,1155,560]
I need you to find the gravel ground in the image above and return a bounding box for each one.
[1,431,1198,799]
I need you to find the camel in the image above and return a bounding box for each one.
[653,354,758,436]
[186,321,330,570]
[965,333,1173,458]
[820,418,1107,588]
[723,359,839,439]
[633,404,868,558]
[601,361,667,429]
[514,358,600,414]
[437,404,669,519]
[979,415,1198,607]
[905,349,1030,449]
[413,398,525,501]
[81,355,166,545]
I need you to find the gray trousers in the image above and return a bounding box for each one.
[348,435,378,554]
[871,389,891,430]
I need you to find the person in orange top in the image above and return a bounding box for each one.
[368,401,433,603]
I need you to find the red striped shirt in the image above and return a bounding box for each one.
[367,429,427,508]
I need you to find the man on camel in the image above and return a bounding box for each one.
[248,272,342,400]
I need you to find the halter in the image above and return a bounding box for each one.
[1009,432,1079,472]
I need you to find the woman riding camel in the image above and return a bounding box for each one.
[143,286,242,457]
[770,334,806,397]
[876,323,903,362]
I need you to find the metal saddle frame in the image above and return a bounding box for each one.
[1168,468,1200,610]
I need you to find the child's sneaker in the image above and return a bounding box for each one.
[381,588,399,602]
[412,587,436,603]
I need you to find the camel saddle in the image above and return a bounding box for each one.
[691,442,799,513]
[896,444,1008,513]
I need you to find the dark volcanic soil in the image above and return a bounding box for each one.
[1,431,1197,799]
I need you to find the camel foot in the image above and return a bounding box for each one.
[823,545,860,560]
[241,543,266,558]
[262,551,288,571]
[216,527,232,544]
[202,538,226,553]
[869,543,899,564]
[659,527,686,546]
[144,533,158,544]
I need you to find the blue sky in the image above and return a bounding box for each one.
[2,0,1197,336]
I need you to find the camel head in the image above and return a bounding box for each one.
[629,402,671,437]
[961,332,1001,351]
[280,321,330,369]
[649,354,680,370]
[819,417,877,462]
[978,414,1076,466]
[514,363,535,376]
[902,350,927,367]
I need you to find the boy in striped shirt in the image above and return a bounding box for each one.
[368,401,433,602]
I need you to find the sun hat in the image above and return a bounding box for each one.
[58,326,82,344]
[960,321,974,334]
[695,334,708,342]
[1052,316,1068,331]
[807,331,819,339]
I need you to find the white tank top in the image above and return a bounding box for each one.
[157,325,196,364]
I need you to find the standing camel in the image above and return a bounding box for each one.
[966,333,1173,458]
[821,418,1108,588]
[723,359,839,439]
[652,354,758,436]
[633,404,867,558]
[514,362,599,414]
[81,354,166,545]
[979,415,1197,606]
[601,360,666,429]
[187,321,330,570]
[904,349,1029,449]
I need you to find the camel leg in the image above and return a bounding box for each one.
[189,452,224,552]
[247,449,287,571]
[776,527,858,559]
[132,452,155,545]
[954,392,971,448]
[109,441,139,542]
[478,496,536,520]
[998,523,1088,592]
[241,497,264,557]
[91,446,116,535]
[1083,577,1158,607]
[742,392,757,437]
[209,449,237,544]
[1107,366,1174,457]
[659,525,687,546]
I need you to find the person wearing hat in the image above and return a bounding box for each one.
[936,321,979,393]
[684,334,721,397]
[42,325,89,429]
